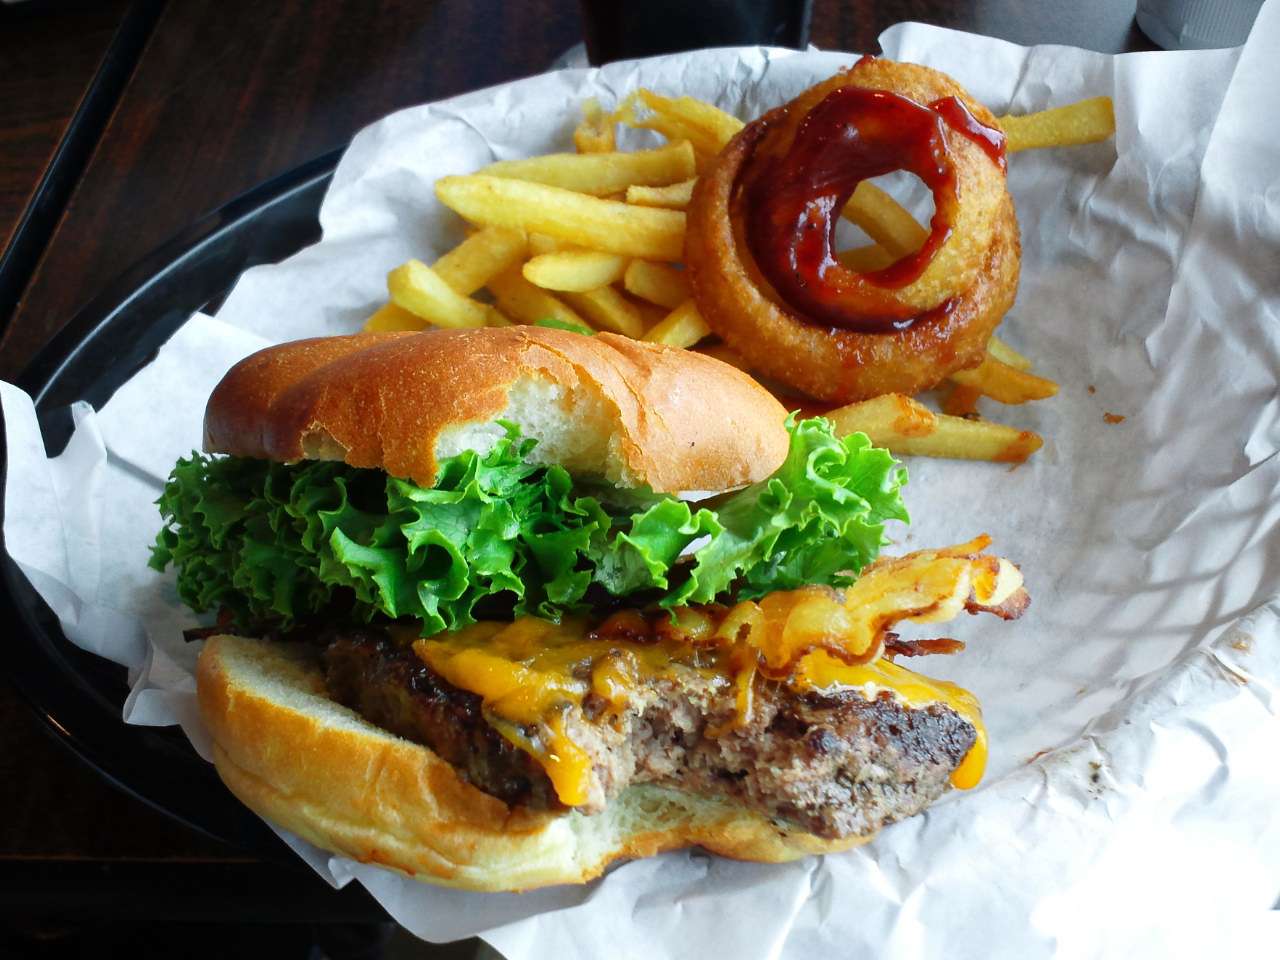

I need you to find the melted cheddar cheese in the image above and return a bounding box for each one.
[791,650,987,789]
[412,616,733,806]
[409,547,1019,806]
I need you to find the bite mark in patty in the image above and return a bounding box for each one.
[322,626,975,840]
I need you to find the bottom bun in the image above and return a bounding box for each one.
[197,634,870,891]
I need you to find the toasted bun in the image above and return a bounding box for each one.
[203,326,790,493]
[197,635,869,892]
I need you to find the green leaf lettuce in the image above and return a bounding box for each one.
[150,417,908,635]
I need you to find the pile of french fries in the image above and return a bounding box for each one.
[365,84,1115,463]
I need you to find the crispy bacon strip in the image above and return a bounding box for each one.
[883,635,967,658]
[967,585,1030,621]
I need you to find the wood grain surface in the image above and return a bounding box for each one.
[0,0,131,262]
[0,0,583,378]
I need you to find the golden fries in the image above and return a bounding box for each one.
[825,394,1043,463]
[403,83,1109,464]
[563,286,646,337]
[939,383,983,418]
[574,98,616,154]
[623,260,690,309]
[523,250,628,292]
[643,299,711,348]
[634,90,742,152]
[631,297,670,330]
[626,178,696,210]
[986,335,1033,371]
[613,90,934,264]
[527,232,576,256]
[482,141,696,197]
[363,302,426,333]
[843,183,930,258]
[999,97,1115,152]
[940,339,1035,413]
[436,175,686,260]
[615,94,724,164]
[486,268,591,329]
[836,244,900,273]
[949,355,1059,404]
[388,260,504,328]
[432,226,527,295]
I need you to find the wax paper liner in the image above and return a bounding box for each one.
[4,6,1280,956]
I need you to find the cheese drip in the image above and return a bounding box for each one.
[413,615,732,806]
[417,614,986,804]
[414,543,1018,805]
[791,650,988,789]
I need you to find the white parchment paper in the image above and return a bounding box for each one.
[4,5,1280,956]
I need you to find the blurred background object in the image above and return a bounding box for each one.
[1136,0,1265,48]
[580,0,813,63]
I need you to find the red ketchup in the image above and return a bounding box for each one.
[744,87,1006,333]
[930,96,1008,171]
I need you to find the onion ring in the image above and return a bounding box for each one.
[686,59,1021,403]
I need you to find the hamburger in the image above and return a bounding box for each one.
[150,325,1027,891]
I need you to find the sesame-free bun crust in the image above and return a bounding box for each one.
[203,326,789,493]
[198,635,869,892]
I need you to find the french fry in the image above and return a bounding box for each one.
[432,226,527,295]
[487,268,592,330]
[574,97,616,154]
[527,232,576,256]
[481,141,696,197]
[363,302,426,333]
[388,260,505,328]
[950,355,1059,404]
[643,299,711,348]
[945,337,1037,412]
[633,90,742,153]
[631,297,669,331]
[836,244,900,273]
[614,94,725,165]
[627,87,1116,158]
[843,183,930,258]
[826,394,1042,462]
[626,178,696,210]
[436,175,686,260]
[987,335,1032,371]
[939,383,983,418]
[999,97,1115,152]
[622,89,932,263]
[523,250,628,292]
[624,260,690,309]
[410,88,1073,464]
[563,286,646,337]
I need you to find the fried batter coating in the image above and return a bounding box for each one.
[686,60,1020,403]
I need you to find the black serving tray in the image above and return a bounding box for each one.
[0,149,346,858]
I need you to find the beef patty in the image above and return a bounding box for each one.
[322,625,975,840]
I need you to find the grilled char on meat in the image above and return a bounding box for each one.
[322,626,975,840]
[324,631,558,809]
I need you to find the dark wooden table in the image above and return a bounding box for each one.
[0,1,1155,956]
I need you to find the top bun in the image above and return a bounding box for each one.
[203,326,789,493]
